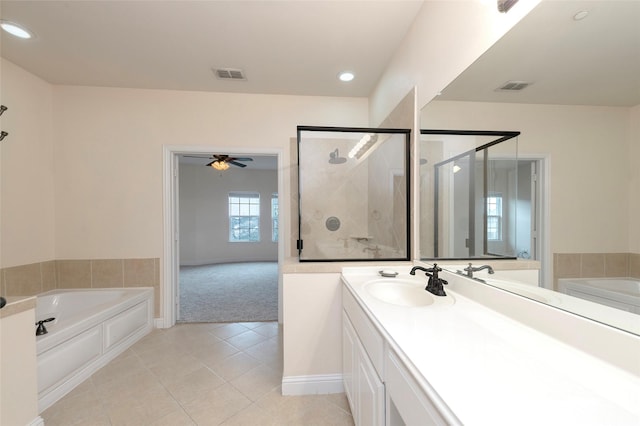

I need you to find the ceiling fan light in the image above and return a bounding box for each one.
[211,160,229,171]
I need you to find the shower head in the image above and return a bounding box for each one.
[329,148,347,164]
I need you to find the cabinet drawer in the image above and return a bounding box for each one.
[342,285,384,379]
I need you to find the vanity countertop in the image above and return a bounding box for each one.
[342,267,640,425]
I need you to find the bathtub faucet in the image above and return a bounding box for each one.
[463,263,495,279]
[36,317,55,336]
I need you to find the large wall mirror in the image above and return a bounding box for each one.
[419,1,639,335]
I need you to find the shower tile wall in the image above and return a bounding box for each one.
[553,252,640,289]
[368,135,407,254]
[0,258,161,316]
[298,139,368,259]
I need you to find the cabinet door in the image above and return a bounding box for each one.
[385,349,455,426]
[342,311,357,421]
[356,338,385,426]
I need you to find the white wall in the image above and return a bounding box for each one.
[0,308,39,425]
[282,273,343,384]
[629,105,640,253]
[422,100,634,255]
[179,164,278,265]
[0,59,56,268]
[51,85,368,261]
[369,0,540,126]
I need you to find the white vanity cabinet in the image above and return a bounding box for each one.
[343,287,385,426]
[342,281,458,426]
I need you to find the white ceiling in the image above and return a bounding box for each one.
[2,1,637,107]
[437,1,640,107]
[0,0,423,97]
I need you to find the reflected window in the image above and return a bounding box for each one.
[487,194,503,241]
[229,192,260,242]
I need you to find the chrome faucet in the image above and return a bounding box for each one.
[410,264,448,296]
[463,263,495,278]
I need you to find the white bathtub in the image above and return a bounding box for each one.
[36,288,154,413]
[557,278,640,314]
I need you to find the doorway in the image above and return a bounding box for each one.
[177,153,279,322]
[162,146,285,328]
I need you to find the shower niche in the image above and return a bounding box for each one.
[297,126,411,261]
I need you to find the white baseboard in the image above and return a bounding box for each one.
[29,416,44,426]
[154,317,165,328]
[281,374,344,396]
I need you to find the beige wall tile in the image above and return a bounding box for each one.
[57,260,92,289]
[630,253,640,278]
[41,260,57,292]
[604,253,629,277]
[580,253,605,278]
[4,262,42,296]
[92,259,124,288]
[554,253,580,279]
[124,258,156,287]
[125,258,160,317]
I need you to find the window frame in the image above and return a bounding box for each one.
[228,192,261,243]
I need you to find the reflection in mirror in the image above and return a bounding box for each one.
[418,1,640,335]
[297,126,410,261]
[421,130,519,260]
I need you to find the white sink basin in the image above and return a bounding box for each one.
[364,279,442,307]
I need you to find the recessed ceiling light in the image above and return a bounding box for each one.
[338,71,355,82]
[573,10,590,21]
[0,20,33,39]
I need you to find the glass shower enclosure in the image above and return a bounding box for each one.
[420,129,520,259]
[297,126,411,261]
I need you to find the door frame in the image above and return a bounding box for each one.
[162,145,284,328]
[518,155,550,288]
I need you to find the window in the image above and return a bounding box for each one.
[229,192,260,242]
[486,195,503,241]
[271,193,278,242]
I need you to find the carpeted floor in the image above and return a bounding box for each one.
[178,262,278,323]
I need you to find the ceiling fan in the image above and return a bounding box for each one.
[184,154,253,170]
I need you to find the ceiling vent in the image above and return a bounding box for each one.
[213,68,247,81]
[496,81,533,91]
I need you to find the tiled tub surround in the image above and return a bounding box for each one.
[554,252,640,289]
[1,258,161,317]
[342,267,640,424]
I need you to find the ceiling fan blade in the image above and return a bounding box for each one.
[229,160,247,168]
[205,161,215,167]
[232,157,253,162]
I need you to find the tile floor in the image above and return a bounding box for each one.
[42,322,354,426]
